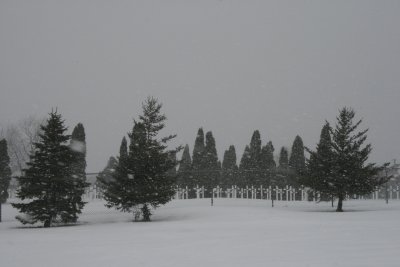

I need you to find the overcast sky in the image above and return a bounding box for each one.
[1,0,399,172]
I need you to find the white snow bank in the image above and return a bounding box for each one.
[1,199,399,267]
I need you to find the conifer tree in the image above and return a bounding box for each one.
[12,111,87,227]
[276,146,291,186]
[221,145,238,187]
[97,156,118,185]
[98,138,129,206]
[192,128,206,187]
[301,122,335,201]
[289,135,306,175]
[239,145,251,187]
[260,141,276,185]
[203,131,220,195]
[101,97,180,221]
[304,108,387,211]
[177,144,192,187]
[248,130,262,185]
[70,123,88,221]
[119,136,128,161]
[0,139,11,204]
[278,147,289,169]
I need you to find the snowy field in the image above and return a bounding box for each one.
[1,199,399,267]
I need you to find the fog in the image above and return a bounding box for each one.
[1,0,399,172]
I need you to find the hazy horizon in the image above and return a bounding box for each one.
[1,1,399,172]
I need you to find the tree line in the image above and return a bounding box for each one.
[0,99,389,227]
[174,129,306,198]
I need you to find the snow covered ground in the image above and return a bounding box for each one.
[1,198,399,267]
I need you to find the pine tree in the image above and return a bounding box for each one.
[12,111,87,227]
[221,145,238,187]
[101,97,180,221]
[305,108,387,211]
[192,128,206,187]
[177,144,192,188]
[203,131,220,196]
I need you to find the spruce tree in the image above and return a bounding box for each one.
[0,139,11,204]
[177,144,192,188]
[331,108,385,211]
[192,128,206,187]
[305,108,387,211]
[221,145,238,187]
[203,131,220,196]
[12,111,87,227]
[101,97,179,221]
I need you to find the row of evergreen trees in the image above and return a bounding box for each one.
[176,129,306,192]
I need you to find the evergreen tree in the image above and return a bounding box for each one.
[177,144,192,187]
[203,131,220,196]
[70,123,88,221]
[0,139,11,204]
[119,136,128,161]
[192,128,206,187]
[276,147,291,186]
[98,138,129,206]
[97,156,118,185]
[260,141,276,185]
[289,135,306,175]
[12,111,87,227]
[101,97,180,221]
[221,145,238,187]
[239,145,251,187]
[304,108,387,211]
[0,139,11,224]
[248,130,262,185]
[278,147,289,169]
[301,122,335,201]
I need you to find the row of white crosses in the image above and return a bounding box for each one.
[7,184,400,201]
[174,185,400,201]
[175,185,310,201]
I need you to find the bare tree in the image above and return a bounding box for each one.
[0,116,44,176]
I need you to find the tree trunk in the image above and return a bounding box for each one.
[44,219,51,228]
[141,204,151,222]
[336,195,343,212]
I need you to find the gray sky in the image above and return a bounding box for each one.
[1,0,399,172]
